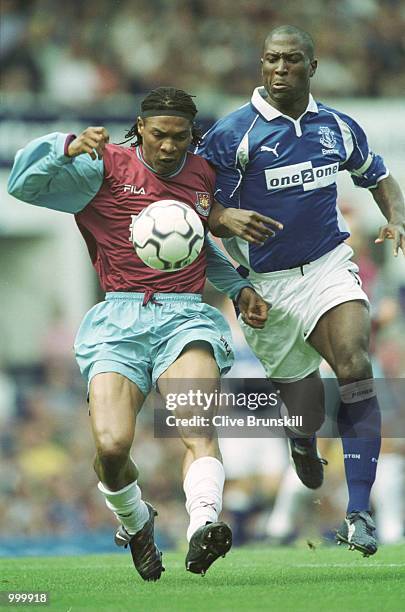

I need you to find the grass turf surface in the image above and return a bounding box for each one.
[1,545,404,612]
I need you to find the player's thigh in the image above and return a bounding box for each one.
[89,372,145,453]
[308,300,371,370]
[159,340,219,380]
[158,341,220,451]
[158,340,220,415]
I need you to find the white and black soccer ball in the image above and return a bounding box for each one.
[130,200,205,271]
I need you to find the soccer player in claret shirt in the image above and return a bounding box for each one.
[197,26,405,556]
[8,87,269,580]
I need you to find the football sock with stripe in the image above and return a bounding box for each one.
[183,456,225,542]
[98,480,149,535]
[338,379,381,513]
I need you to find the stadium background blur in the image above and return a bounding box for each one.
[1,0,404,555]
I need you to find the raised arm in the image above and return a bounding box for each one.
[7,128,108,213]
[205,235,269,328]
[372,174,405,256]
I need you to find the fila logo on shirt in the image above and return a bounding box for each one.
[123,184,146,195]
[264,161,339,192]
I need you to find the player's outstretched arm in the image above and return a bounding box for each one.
[237,287,269,329]
[7,130,105,213]
[372,175,405,256]
[208,200,283,244]
[205,235,269,327]
[205,235,252,298]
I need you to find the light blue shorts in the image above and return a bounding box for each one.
[74,292,234,396]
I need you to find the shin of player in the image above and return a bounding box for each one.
[158,341,232,574]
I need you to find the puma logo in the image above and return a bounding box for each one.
[260,143,280,157]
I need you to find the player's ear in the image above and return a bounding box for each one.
[309,59,317,78]
[137,117,144,134]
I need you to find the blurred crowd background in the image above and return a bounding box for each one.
[2,0,405,106]
[1,0,405,556]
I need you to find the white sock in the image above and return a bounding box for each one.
[183,457,225,542]
[266,465,312,538]
[98,480,149,535]
[371,453,404,544]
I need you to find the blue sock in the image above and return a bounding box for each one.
[338,380,381,514]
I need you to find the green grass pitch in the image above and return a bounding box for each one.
[1,545,404,611]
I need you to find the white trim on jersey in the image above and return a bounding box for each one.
[235,115,260,170]
[229,169,243,201]
[319,108,376,178]
[230,115,261,203]
[319,108,355,163]
[351,153,374,177]
[369,170,390,189]
[251,87,318,137]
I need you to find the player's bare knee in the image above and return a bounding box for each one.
[95,434,132,469]
[334,349,372,383]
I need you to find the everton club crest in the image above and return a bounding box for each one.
[318,126,337,149]
[195,191,211,216]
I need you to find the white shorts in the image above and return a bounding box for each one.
[240,243,369,382]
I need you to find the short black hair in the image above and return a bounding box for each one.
[264,25,315,60]
[122,87,202,146]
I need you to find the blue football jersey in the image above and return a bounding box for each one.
[196,87,388,272]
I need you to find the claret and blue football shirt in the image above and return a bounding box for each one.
[7,132,251,299]
[196,87,388,272]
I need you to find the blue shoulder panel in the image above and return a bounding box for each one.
[7,132,103,213]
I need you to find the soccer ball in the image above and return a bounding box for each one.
[130,200,205,271]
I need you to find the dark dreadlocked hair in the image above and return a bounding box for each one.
[120,87,202,147]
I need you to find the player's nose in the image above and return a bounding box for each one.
[160,139,177,154]
[275,59,288,74]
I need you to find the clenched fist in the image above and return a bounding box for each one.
[67,126,110,160]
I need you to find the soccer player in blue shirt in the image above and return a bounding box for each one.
[197,25,405,556]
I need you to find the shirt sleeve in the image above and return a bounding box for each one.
[338,115,389,189]
[196,123,244,208]
[205,234,253,300]
[7,132,104,213]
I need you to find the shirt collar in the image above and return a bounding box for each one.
[136,145,187,178]
[251,86,318,121]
